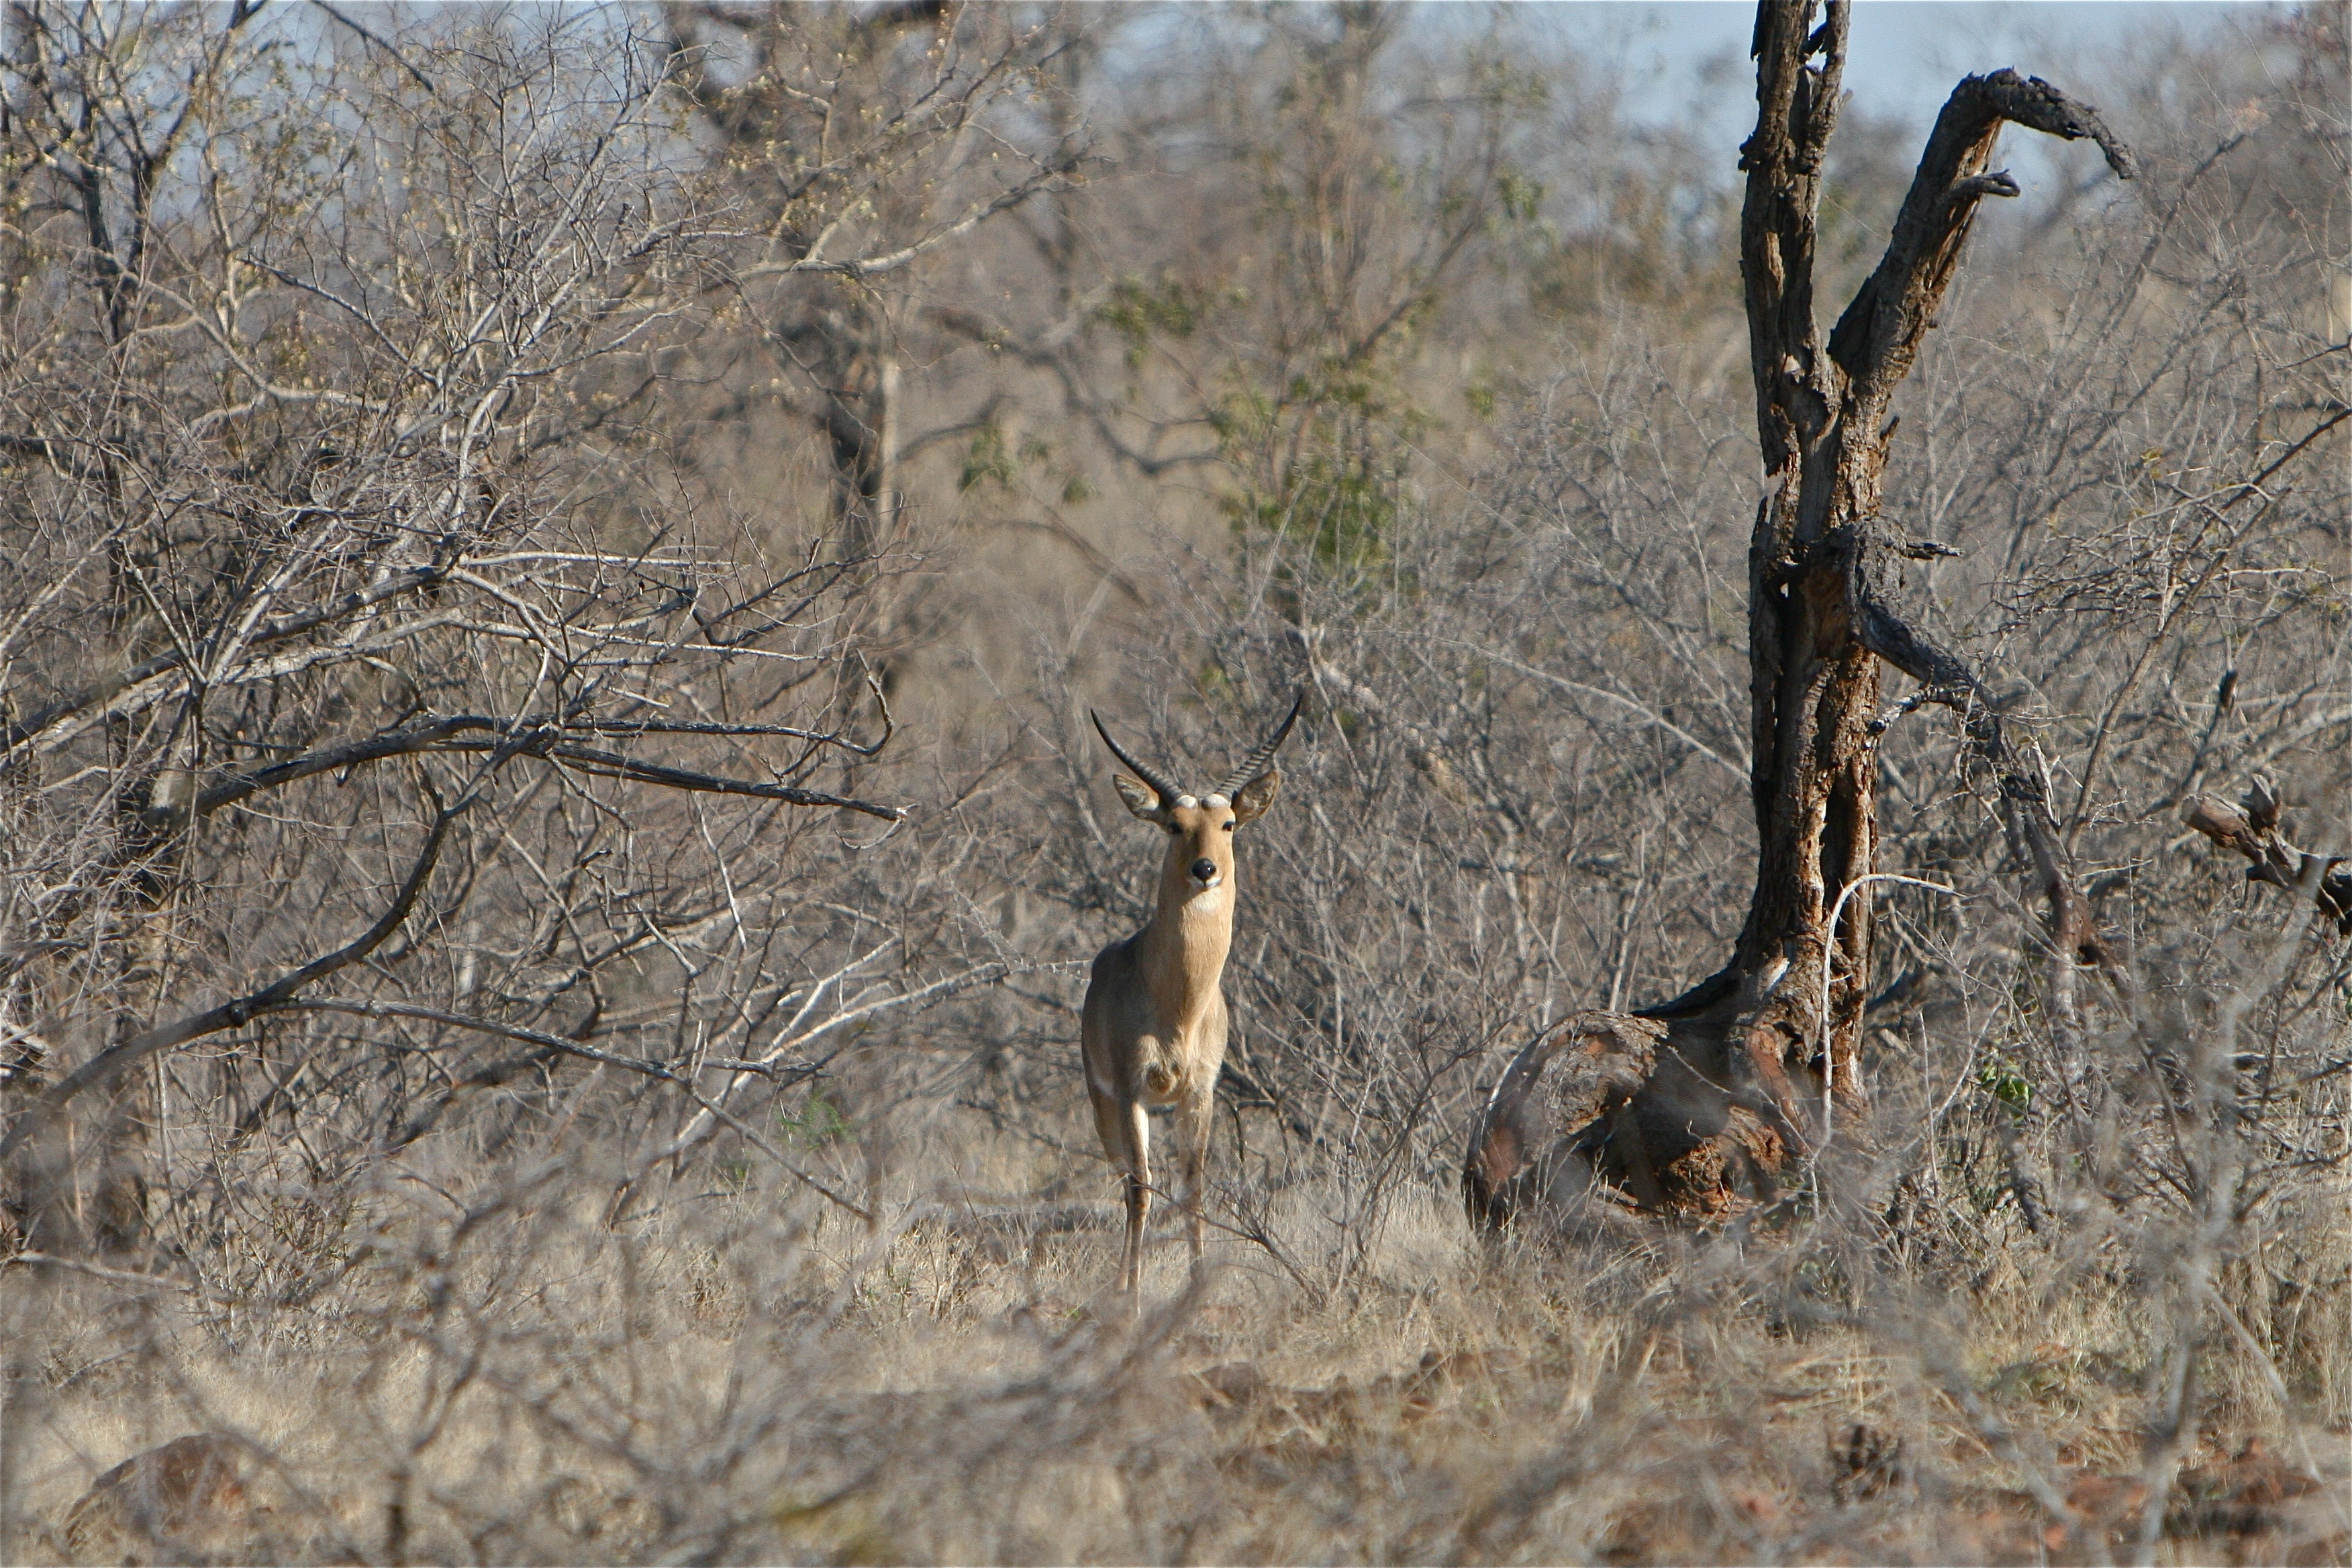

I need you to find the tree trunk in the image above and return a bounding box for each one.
[1467,0,2137,1227]
[794,295,896,559]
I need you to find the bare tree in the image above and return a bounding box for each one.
[0,5,969,1255]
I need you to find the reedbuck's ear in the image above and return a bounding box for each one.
[1110,772,1166,821]
[1229,767,1280,825]
[1091,709,1181,822]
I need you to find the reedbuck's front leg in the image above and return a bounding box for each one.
[1090,1082,1152,1293]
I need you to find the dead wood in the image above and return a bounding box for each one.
[2185,783,2352,935]
[58,1434,254,1561]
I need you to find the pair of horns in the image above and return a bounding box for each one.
[1091,690,1304,806]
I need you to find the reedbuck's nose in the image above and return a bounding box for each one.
[1190,857,1219,885]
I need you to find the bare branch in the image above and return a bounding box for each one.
[1845,530,2108,967]
[280,998,875,1222]
[1828,68,2137,402]
[0,794,467,1162]
[179,715,905,824]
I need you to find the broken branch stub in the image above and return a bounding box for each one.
[2185,789,2352,936]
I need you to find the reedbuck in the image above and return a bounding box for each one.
[1084,693,1302,1296]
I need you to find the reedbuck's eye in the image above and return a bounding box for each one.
[1222,820,1236,832]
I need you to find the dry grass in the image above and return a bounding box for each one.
[7,1109,2347,1567]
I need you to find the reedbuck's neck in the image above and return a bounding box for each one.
[1139,859,1234,1020]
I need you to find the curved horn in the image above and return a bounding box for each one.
[1090,711,1185,807]
[1214,689,1304,800]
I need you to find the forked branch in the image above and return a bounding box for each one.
[1830,68,2137,401]
[0,793,467,1163]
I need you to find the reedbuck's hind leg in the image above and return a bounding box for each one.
[1179,1082,1216,1268]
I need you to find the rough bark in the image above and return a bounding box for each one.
[1467,0,2136,1227]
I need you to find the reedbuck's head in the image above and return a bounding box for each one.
[1092,693,1303,899]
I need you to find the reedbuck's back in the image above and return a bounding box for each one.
[1082,693,1301,1298]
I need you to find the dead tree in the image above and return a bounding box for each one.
[1467,0,2139,1225]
